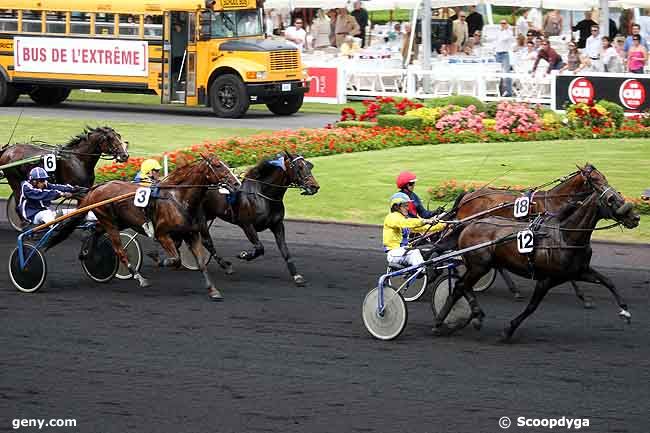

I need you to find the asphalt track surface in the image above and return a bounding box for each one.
[0,101,338,130]
[1,221,649,433]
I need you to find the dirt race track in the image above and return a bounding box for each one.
[0,221,648,433]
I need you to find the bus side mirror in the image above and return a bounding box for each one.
[199,10,212,40]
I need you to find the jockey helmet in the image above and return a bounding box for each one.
[29,167,49,181]
[141,159,162,176]
[390,192,412,207]
[396,171,417,189]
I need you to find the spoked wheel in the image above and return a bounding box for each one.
[386,266,428,302]
[180,241,211,271]
[6,193,29,232]
[8,242,47,293]
[456,264,497,292]
[81,233,119,283]
[115,230,143,280]
[362,286,408,340]
[431,273,472,332]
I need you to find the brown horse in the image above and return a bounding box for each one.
[46,156,240,300]
[448,164,609,307]
[434,183,640,341]
[200,151,320,286]
[0,126,129,228]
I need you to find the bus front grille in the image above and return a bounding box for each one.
[270,51,299,71]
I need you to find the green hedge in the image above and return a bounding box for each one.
[336,121,376,128]
[427,96,486,112]
[376,114,423,129]
[597,100,625,128]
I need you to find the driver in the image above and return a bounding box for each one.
[18,167,75,225]
[383,192,445,268]
[133,159,162,237]
[396,171,441,218]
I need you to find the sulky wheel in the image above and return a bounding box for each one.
[81,233,119,283]
[115,230,143,280]
[430,273,472,332]
[362,286,408,341]
[179,241,211,271]
[8,242,47,293]
[386,266,428,302]
[6,192,29,232]
[456,263,497,292]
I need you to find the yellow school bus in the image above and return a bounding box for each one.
[0,0,308,117]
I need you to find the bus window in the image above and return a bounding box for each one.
[46,12,65,33]
[95,13,114,36]
[236,11,261,36]
[209,10,261,38]
[0,10,18,32]
[70,12,91,35]
[22,10,42,33]
[119,14,139,38]
[210,12,236,38]
[144,15,162,38]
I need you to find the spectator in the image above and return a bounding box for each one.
[351,1,368,48]
[584,25,601,61]
[451,11,469,54]
[527,7,542,33]
[310,10,331,49]
[340,35,360,56]
[560,41,581,73]
[334,8,360,47]
[495,20,514,96]
[327,9,337,46]
[532,40,565,75]
[466,5,483,36]
[285,18,307,50]
[627,34,647,73]
[601,36,624,72]
[466,30,482,52]
[401,22,418,64]
[543,9,563,37]
[614,36,626,58]
[624,23,646,52]
[572,11,597,49]
[516,9,529,37]
[448,7,460,23]
[609,17,618,40]
[534,35,543,51]
[523,40,537,61]
[620,9,634,37]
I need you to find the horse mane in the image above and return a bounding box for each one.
[161,159,207,185]
[244,154,290,180]
[63,126,114,149]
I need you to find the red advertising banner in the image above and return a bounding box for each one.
[305,67,338,99]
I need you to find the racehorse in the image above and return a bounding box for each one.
[46,156,241,300]
[200,151,319,286]
[0,126,129,193]
[434,182,640,341]
[447,164,610,307]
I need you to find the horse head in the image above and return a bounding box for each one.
[576,163,609,192]
[201,154,241,194]
[592,183,640,229]
[88,126,129,163]
[282,151,320,196]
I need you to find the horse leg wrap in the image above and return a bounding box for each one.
[287,260,297,276]
[160,257,179,268]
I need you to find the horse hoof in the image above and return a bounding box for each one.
[618,309,632,324]
[294,274,306,286]
[582,300,595,309]
[499,330,513,343]
[471,312,485,330]
[209,288,224,301]
[224,266,234,275]
[432,325,452,337]
[237,251,248,260]
[139,278,151,288]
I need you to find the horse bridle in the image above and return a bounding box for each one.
[204,157,241,192]
[285,155,314,190]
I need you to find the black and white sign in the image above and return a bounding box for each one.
[133,187,151,208]
[514,196,530,218]
[43,154,56,172]
[517,230,534,254]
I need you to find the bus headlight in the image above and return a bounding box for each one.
[246,71,267,80]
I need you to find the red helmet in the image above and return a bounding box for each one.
[396,171,417,189]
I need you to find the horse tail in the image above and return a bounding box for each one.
[42,213,87,252]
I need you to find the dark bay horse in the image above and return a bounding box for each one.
[46,156,240,300]
[448,164,609,307]
[201,152,320,286]
[434,183,640,341]
[0,126,129,192]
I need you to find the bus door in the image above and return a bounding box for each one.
[162,12,190,103]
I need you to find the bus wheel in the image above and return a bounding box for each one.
[0,76,19,107]
[29,87,71,106]
[209,75,249,118]
[266,94,304,116]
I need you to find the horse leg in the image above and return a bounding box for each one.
[570,280,594,309]
[105,227,150,288]
[237,224,264,261]
[200,222,233,275]
[189,233,223,301]
[502,278,562,342]
[499,268,523,299]
[433,269,486,335]
[155,235,182,268]
[576,267,631,323]
[270,221,304,286]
